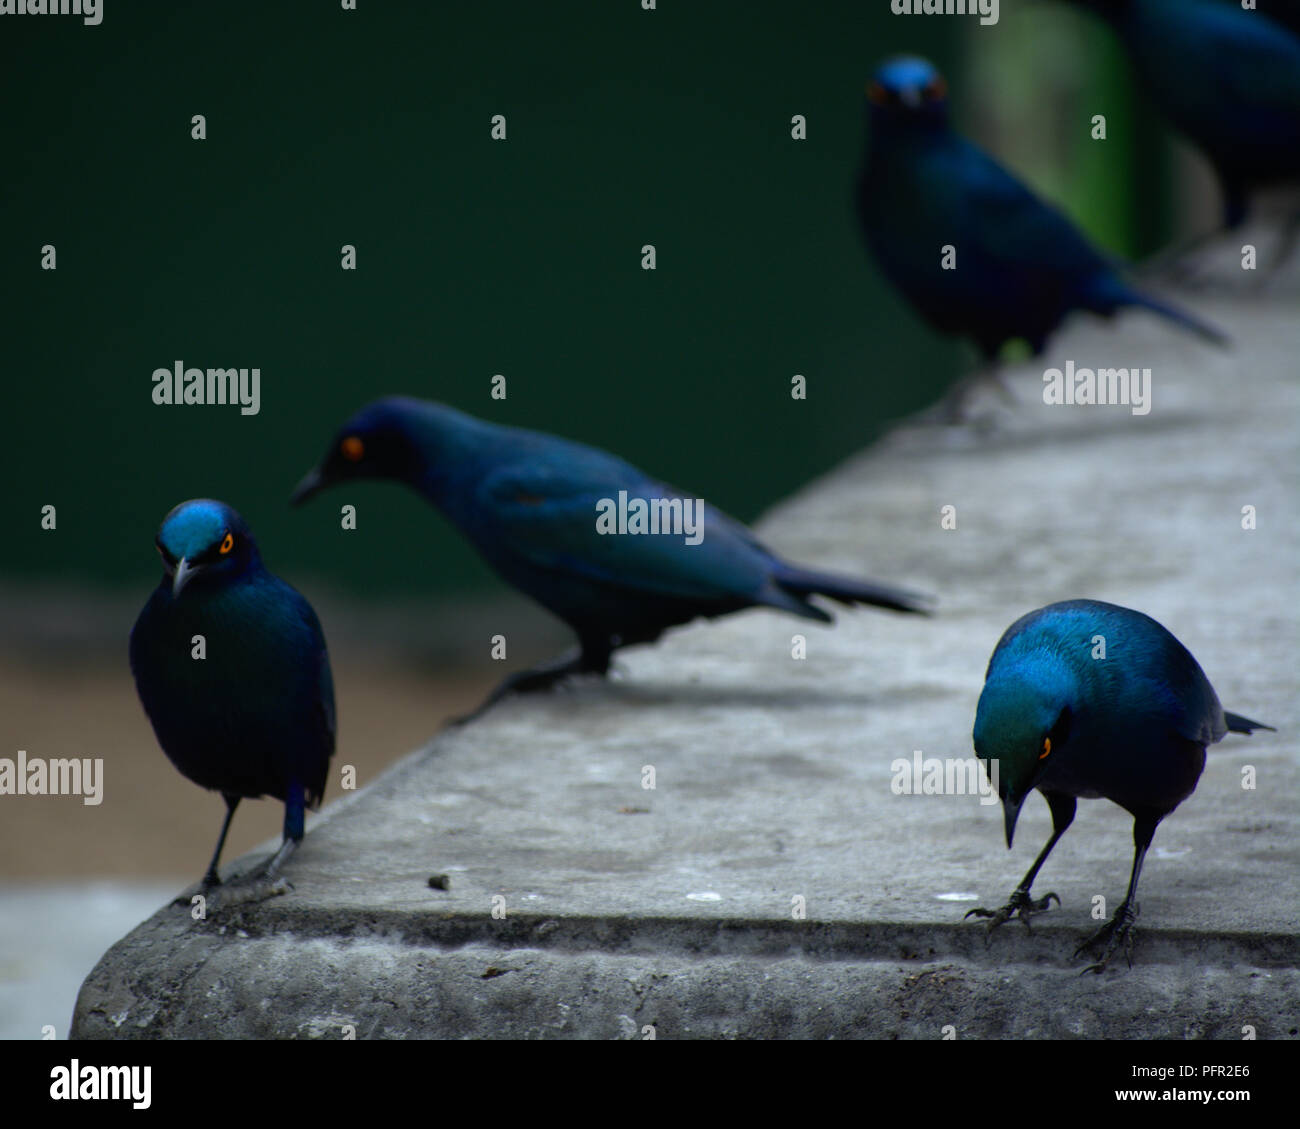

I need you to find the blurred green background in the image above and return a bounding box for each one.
[1,0,1198,605]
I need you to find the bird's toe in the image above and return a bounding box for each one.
[965,888,1059,940]
[1074,903,1139,972]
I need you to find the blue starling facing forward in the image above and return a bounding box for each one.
[130,500,336,887]
[292,398,929,711]
[856,57,1227,361]
[968,600,1271,971]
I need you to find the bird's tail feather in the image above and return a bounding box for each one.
[775,565,933,615]
[1224,710,1275,734]
[1124,289,1230,347]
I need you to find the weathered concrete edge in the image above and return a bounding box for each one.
[71,912,1299,1040]
[71,886,1300,1039]
[74,900,1300,969]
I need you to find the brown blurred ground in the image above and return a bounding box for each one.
[0,660,495,880]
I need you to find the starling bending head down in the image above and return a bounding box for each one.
[968,599,1272,972]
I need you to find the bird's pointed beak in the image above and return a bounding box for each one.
[900,87,922,109]
[1003,793,1025,849]
[290,467,324,506]
[172,557,197,597]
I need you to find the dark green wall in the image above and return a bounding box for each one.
[2,2,1141,600]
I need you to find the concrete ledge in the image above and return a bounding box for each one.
[72,909,1300,1040]
[72,241,1300,1039]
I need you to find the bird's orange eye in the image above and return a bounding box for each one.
[1039,737,1052,760]
[341,436,365,462]
[924,76,948,101]
[219,532,234,555]
[867,81,889,105]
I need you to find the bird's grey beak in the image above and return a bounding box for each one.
[290,467,324,506]
[900,87,922,109]
[1003,793,1025,849]
[172,557,198,597]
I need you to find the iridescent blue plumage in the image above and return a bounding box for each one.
[968,599,1271,970]
[1065,0,1300,227]
[292,397,929,709]
[856,57,1227,360]
[129,500,335,886]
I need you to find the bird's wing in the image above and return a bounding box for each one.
[283,586,337,805]
[1122,615,1227,747]
[1159,664,1226,747]
[1220,51,1300,135]
[947,140,1112,278]
[316,645,336,748]
[1204,5,1300,110]
[473,459,778,603]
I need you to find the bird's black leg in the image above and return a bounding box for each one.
[1075,812,1158,973]
[454,636,614,724]
[172,793,241,905]
[932,349,1019,427]
[202,793,241,887]
[966,792,1075,939]
[179,789,302,911]
[1139,179,1249,288]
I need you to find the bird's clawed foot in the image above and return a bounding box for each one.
[226,875,293,905]
[262,836,299,879]
[1074,901,1139,974]
[926,376,1006,429]
[171,886,208,908]
[170,867,220,906]
[173,874,293,915]
[451,647,607,725]
[965,888,1060,940]
[170,844,298,914]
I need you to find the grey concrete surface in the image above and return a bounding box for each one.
[73,231,1300,1039]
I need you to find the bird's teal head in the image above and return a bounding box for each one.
[973,665,1076,848]
[866,56,950,124]
[155,499,260,598]
[291,397,428,506]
